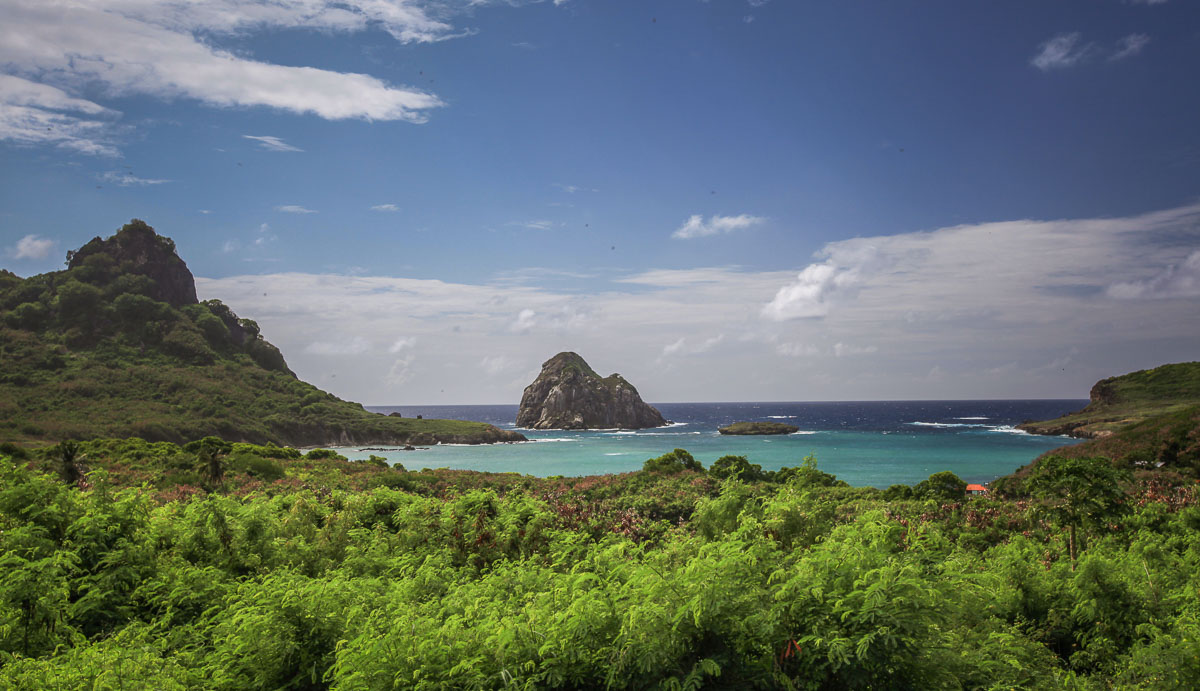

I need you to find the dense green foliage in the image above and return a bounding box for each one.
[3,440,1199,688]
[0,221,518,447]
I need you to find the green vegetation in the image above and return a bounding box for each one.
[2,440,1199,688]
[717,421,800,435]
[1020,361,1200,438]
[0,220,522,447]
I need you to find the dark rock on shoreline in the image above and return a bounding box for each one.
[718,421,800,435]
[517,352,667,430]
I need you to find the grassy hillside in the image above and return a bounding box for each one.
[1019,361,1200,438]
[0,220,523,447]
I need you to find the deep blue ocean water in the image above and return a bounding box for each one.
[334,400,1087,487]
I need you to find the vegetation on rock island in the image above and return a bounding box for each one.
[717,421,801,435]
[2,436,1199,689]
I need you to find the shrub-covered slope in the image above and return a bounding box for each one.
[1019,361,1200,438]
[0,220,523,447]
[3,441,1200,688]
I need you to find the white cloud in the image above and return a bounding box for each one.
[7,234,56,260]
[1031,32,1094,70]
[481,355,516,376]
[672,214,765,239]
[244,135,303,152]
[221,240,240,253]
[0,74,120,156]
[99,171,170,186]
[762,242,881,320]
[276,205,317,214]
[834,343,878,357]
[508,220,557,230]
[1107,250,1200,299]
[388,337,416,353]
[1111,33,1150,61]
[305,336,372,355]
[660,334,725,359]
[1,1,447,124]
[776,342,819,357]
[509,304,590,333]
[371,204,400,212]
[387,354,415,386]
[192,203,1200,403]
[511,308,538,333]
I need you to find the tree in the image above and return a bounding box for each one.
[708,455,766,482]
[186,436,232,488]
[54,440,83,486]
[914,471,967,501]
[643,448,703,474]
[1025,455,1131,568]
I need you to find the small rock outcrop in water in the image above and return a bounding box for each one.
[718,421,800,435]
[516,352,667,430]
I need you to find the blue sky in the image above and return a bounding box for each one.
[2,0,1198,404]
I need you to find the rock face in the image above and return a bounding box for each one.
[69,219,198,307]
[718,421,799,435]
[516,352,667,430]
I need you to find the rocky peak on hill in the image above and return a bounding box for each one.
[68,219,198,307]
[516,352,667,430]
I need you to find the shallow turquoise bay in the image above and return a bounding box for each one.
[334,400,1084,487]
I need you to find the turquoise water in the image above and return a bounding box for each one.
[335,400,1085,487]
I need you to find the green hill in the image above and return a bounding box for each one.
[1018,361,1200,438]
[0,220,524,447]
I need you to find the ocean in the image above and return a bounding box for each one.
[336,400,1086,487]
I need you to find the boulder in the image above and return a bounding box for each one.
[516,352,667,430]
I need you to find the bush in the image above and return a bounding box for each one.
[914,470,967,501]
[229,452,286,482]
[643,448,704,474]
[708,454,766,482]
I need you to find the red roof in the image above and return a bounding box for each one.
[965,484,988,492]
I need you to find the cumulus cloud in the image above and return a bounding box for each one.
[371,204,400,212]
[276,205,317,214]
[0,74,120,156]
[672,214,765,239]
[244,135,303,152]
[6,234,56,260]
[388,337,416,353]
[762,242,881,320]
[1107,250,1200,299]
[510,304,590,333]
[1031,32,1094,70]
[1111,33,1150,61]
[511,309,538,333]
